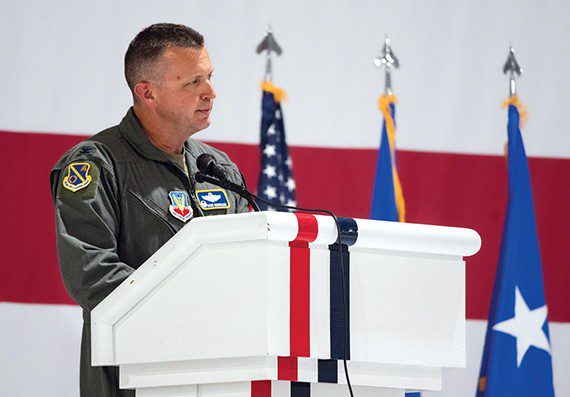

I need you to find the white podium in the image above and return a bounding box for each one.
[91,212,480,396]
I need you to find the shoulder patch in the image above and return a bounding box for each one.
[62,162,92,192]
[196,189,230,210]
[58,161,100,199]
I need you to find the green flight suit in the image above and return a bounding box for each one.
[50,108,249,396]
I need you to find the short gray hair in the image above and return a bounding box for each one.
[124,23,204,91]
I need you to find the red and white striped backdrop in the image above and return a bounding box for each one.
[1,1,569,396]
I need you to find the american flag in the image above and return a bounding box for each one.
[257,83,296,211]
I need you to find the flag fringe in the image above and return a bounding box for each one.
[378,94,406,222]
[502,96,528,127]
[261,81,287,102]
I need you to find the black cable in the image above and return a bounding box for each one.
[250,194,355,397]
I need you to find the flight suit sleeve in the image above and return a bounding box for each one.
[50,150,134,312]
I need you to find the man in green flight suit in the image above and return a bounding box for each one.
[50,23,250,396]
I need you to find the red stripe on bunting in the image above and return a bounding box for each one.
[277,213,318,381]
[289,213,318,357]
[251,380,272,397]
[277,356,298,381]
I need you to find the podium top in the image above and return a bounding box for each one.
[91,211,480,365]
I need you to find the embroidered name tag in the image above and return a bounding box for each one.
[196,189,230,210]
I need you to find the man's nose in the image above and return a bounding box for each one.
[202,80,216,100]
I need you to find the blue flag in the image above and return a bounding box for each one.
[477,99,555,396]
[370,95,417,397]
[370,95,405,222]
[256,82,296,211]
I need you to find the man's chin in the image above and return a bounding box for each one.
[199,119,211,130]
[187,121,210,136]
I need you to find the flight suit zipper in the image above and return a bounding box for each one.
[188,186,205,217]
[128,190,177,234]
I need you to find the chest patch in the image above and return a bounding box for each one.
[62,162,92,192]
[196,189,230,210]
[168,191,193,222]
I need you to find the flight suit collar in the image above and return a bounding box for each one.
[119,107,200,178]
[119,107,202,182]
[119,107,171,163]
[183,139,203,180]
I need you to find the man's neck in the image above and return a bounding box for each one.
[133,106,186,154]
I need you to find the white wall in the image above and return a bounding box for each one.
[1,0,569,156]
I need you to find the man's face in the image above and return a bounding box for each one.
[152,46,216,136]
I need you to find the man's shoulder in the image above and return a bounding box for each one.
[49,126,123,201]
[88,124,122,147]
[51,126,121,172]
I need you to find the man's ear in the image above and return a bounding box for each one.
[133,82,156,107]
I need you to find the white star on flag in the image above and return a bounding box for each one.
[263,185,277,199]
[286,199,297,207]
[262,165,277,178]
[268,124,277,135]
[263,144,277,157]
[286,177,296,192]
[492,286,551,367]
[285,156,293,168]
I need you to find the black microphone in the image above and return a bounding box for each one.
[196,153,229,180]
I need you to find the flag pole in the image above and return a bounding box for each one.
[476,45,555,397]
[370,36,406,223]
[256,24,283,82]
[503,44,522,98]
[255,26,296,211]
[374,36,400,94]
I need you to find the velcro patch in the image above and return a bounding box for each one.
[63,162,92,192]
[169,191,194,222]
[196,189,230,210]
[58,161,100,199]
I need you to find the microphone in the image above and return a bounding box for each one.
[196,153,229,180]
[194,154,261,211]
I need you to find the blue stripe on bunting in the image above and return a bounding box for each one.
[329,245,350,360]
[291,381,310,396]
[317,359,337,383]
[328,217,358,361]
